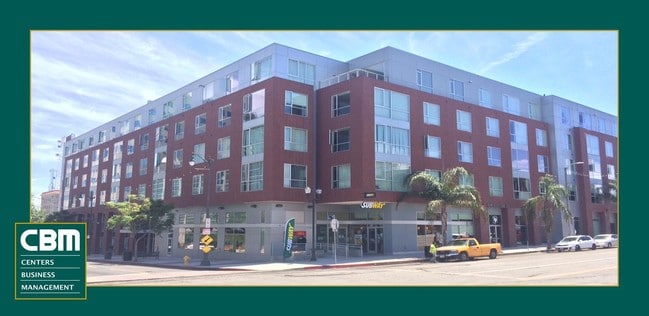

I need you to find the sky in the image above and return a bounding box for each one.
[30,30,618,207]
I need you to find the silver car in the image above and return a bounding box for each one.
[555,235,597,252]
[593,234,618,248]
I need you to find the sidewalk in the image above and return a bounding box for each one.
[88,245,549,272]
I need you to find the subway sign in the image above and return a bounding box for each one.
[360,201,386,209]
[15,223,86,300]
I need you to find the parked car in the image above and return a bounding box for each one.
[555,235,597,252]
[593,234,618,248]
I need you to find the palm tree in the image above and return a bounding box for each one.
[404,167,486,245]
[522,174,570,251]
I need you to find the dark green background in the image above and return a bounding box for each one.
[2,0,639,313]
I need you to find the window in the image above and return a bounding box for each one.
[112,163,121,180]
[503,94,520,115]
[586,134,600,155]
[156,124,168,147]
[486,117,500,137]
[560,106,570,125]
[195,113,206,134]
[173,149,183,169]
[457,141,473,163]
[175,121,185,140]
[489,176,503,197]
[416,69,433,93]
[285,91,308,116]
[171,178,182,197]
[193,143,205,160]
[216,170,230,192]
[163,101,174,119]
[332,164,351,189]
[241,161,263,192]
[134,116,142,130]
[459,173,474,186]
[139,158,148,176]
[148,108,157,124]
[202,82,215,101]
[243,126,264,156]
[425,169,442,180]
[487,146,501,167]
[375,125,410,155]
[537,155,549,174]
[83,155,89,168]
[449,79,464,101]
[284,164,307,188]
[513,177,531,200]
[509,120,528,145]
[125,162,133,179]
[218,104,232,127]
[183,92,192,111]
[225,71,239,94]
[511,148,530,172]
[425,135,441,158]
[605,141,614,157]
[332,92,351,117]
[375,161,410,191]
[127,139,135,155]
[243,89,265,121]
[331,128,350,152]
[192,174,204,195]
[528,102,541,120]
[479,89,492,107]
[138,184,146,199]
[152,178,164,200]
[536,129,548,147]
[423,102,440,126]
[374,88,410,121]
[217,137,231,159]
[288,59,315,85]
[103,148,110,162]
[140,133,149,151]
[251,56,271,81]
[284,127,307,152]
[456,110,472,132]
[607,164,616,180]
[224,228,246,253]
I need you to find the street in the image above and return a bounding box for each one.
[88,248,618,286]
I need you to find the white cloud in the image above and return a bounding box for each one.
[479,32,549,74]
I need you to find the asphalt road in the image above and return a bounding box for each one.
[88,248,617,286]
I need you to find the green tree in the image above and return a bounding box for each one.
[522,174,570,251]
[106,195,174,261]
[404,167,486,244]
[30,204,46,223]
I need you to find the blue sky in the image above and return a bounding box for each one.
[30,30,618,207]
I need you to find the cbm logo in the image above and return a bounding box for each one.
[19,228,82,252]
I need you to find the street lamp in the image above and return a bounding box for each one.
[88,190,95,254]
[189,153,214,266]
[304,186,322,261]
[564,161,584,234]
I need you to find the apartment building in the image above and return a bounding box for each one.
[58,43,617,261]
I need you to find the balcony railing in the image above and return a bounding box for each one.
[319,68,386,89]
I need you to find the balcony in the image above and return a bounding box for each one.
[319,69,386,89]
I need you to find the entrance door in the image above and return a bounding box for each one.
[367,227,383,254]
[489,215,502,243]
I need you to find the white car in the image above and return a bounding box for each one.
[593,234,618,248]
[555,235,597,252]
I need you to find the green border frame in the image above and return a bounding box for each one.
[2,0,638,313]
